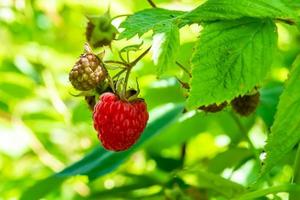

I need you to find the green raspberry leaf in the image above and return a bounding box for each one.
[151,22,180,75]
[187,18,277,109]
[184,0,298,23]
[118,8,185,40]
[262,56,300,175]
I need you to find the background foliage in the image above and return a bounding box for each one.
[1,0,300,199]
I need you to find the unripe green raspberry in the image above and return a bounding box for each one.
[69,53,106,91]
[86,12,118,48]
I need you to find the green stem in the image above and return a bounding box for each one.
[101,64,116,93]
[129,46,151,67]
[289,144,300,200]
[121,47,151,99]
[111,14,131,21]
[104,60,129,68]
[112,68,127,79]
[234,184,300,200]
[231,112,277,190]
[230,112,260,161]
[123,67,132,95]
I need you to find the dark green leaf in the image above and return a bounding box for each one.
[187,18,277,109]
[149,153,182,172]
[256,83,283,127]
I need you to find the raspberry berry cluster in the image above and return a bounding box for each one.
[68,10,150,151]
[69,42,149,151]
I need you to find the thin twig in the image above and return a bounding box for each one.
[112,68,127,79]
[130,46,152,67]
[104,60,130,67]
[275,18,295,25]
[176,61,192,78]
[147,0,157,8]
[111,14,131,21]
[123,67,132,93]
[122,47,151,96]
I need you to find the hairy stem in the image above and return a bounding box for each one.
[289,144,300,200]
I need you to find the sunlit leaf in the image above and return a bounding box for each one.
[187,18,277,109]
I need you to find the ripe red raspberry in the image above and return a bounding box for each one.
[93,92,149,151]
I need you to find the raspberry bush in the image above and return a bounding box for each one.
[3,0,300,200]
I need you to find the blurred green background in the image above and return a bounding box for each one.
[1,0,300,199]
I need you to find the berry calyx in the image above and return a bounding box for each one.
[231,91,260,116]
[69,53,107,91]
[93,92,149,151]
[199,102,228,113]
